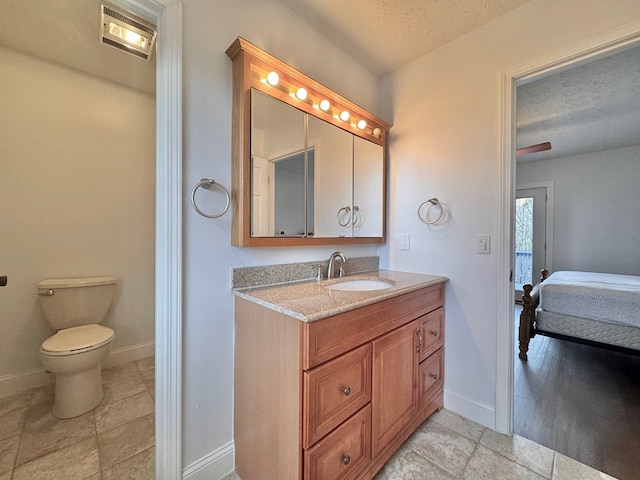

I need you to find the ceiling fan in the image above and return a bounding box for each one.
[516,141,551,156]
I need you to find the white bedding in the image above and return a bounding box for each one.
[539,271,640,328]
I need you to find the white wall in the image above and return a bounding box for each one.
[517,145,640,275]
[378,0,640,427]
[180,0,380,474]
[0,47,155,391]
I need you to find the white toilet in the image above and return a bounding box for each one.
[37,276,117,419]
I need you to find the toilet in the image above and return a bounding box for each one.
[37,276,117,419]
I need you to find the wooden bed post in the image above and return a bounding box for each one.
[518,284,534,361]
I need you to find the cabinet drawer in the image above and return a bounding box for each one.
[304,283,445,369]
[418,307,444,362]
[304,344,371,448]
[304,404,371,480]
[419,348,444,408]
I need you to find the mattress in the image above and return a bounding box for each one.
[536,309,640,351]
[539,271,640,328]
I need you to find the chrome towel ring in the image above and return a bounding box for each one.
[418,198,444,225]
[191,178,230,219]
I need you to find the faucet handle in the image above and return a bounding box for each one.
[313,264,324,282]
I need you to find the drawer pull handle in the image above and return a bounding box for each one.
[416,328,423,353]
[342,386,351,396]
[430,373,438,380]
[342,454,351,466]
[430,330,438,337]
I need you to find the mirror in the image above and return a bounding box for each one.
[227,37,390,247]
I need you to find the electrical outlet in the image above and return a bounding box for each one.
[477,234,491,254]
[400,234,410,251]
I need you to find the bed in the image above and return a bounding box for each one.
[518,270,640,360]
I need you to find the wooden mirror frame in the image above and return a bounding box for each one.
[226,37,390,247]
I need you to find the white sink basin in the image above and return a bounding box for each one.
[325,279,394,292]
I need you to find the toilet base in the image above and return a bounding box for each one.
[52,364,104,419]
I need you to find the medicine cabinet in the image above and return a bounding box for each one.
[226,37,390,247]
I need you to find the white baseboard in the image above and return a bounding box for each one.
[0,341,155,399]
[444,388,496,429]
[0,368,53,399]
[103,341,155,369]
[182,441,235,480]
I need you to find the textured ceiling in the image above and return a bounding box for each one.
[516,45,640,162]
[0,0,156,95]
[276,0,532,75]
[2,0,638,162]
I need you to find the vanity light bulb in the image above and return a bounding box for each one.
[267,71,279,86]
[296,87,308,100]
[373,127,381,137]
[340,110,350,122]
[319,99,331,111]
[357,120,367,130]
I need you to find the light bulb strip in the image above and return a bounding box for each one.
[249,62,386,141]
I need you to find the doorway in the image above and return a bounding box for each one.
[514,184,553,301]
[496,22,640,435]
[497,20,640,480]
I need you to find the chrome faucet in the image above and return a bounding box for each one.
[327,251,348,279]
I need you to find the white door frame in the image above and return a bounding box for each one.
[496,22,640,434]
[113,0,183,478]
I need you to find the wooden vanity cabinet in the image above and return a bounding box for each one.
[234,282,445,480]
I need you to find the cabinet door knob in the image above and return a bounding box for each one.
[430,330,438,337]
[430,373,438,380]
[342,386,351,396]
[342,454,351,465]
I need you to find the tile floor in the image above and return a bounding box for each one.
[225,409,617,480]
[0,357,155,480]
[3,361,617,480]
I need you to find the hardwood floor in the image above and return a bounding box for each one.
[514,306,640,480]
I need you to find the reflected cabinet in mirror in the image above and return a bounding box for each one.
[226,37,390,247]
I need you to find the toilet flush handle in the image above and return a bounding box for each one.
[39,289,55,296]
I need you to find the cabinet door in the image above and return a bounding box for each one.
[418,307,444,362]
[371,320,419,457]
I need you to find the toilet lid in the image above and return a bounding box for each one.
[42,324,115,354]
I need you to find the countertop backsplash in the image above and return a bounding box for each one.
[231,256,379,290]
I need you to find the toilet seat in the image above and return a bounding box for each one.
[41,324,115,356]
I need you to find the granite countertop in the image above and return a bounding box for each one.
[233,270,448,322]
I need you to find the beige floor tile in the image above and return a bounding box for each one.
[27,384,55,408]
[220,473,241,480]
[135,357,155,381]
[144,378,155,401]
[374,444,457,480]
[552,453,617,480]
[103,362,143,385]
[431,409,486,442]
[98,413,154,469]
[102,371,148,405]
[463,445,547,480]
[12,436,100,480]
[102,446,154,480]
[95,390,154,433]
[0,435,19,474]
[0,409,26,442]
[15,402,95,466]
[0,471,11,480]
[405,419,477,477]
[480,429,554,478]
[84,474,102,480]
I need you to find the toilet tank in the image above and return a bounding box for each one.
[37,277,117,330]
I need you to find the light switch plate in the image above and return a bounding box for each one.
[477,234,491,254]
[400,234,410,251]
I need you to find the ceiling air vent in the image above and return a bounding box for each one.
[100,3,157,60]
